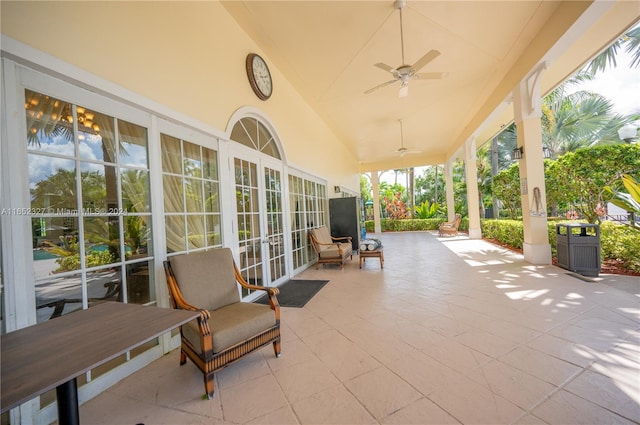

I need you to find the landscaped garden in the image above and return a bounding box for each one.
[361,26,640,275]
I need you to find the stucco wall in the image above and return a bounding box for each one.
[0,1,359,192]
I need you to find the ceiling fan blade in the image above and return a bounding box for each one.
[374,62,399,75]
[413,72,448,80]
[364,79,398,94]
[411,49,441,73]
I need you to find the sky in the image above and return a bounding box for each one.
[576,49,640,116]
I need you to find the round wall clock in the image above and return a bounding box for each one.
[246,53,273,100]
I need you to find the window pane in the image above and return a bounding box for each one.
[205,215,221,247]
[163,175,184,213]
[161,134,182,174]
[35,273,83,323]
[204,181,219,213]
[78,107,116,163]
[119,120,148,167]
[33,216,79,277]
[186,215,205,249]
[125,215,151,258]
[121,168,150,213]
[126,260,154,304]
[165,216,185,253]
[80,162,116,214]
[183,142,201,178]
[25,90,75,156]
[184,178,203,212]
[202,148,217,180]
[87,267,122,306]
[84,216,121,266]
[29,154,77,212]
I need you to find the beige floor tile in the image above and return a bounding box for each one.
[467,359,557,410]
[344,367,422,420]
[219,374,288,423]
[499,345,583,386]
[564,369,640,422]
[531,389,636,425]
[381,397,461,424]
[292,385,376,425]
[525,333,599,367]
[302,329,381,381]
[273,357,340,403]
[246,405,300,425]
[427,370,524,424]
[454,329,519,358]
[421,335,492,374]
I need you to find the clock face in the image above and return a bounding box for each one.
[246,54,272,100]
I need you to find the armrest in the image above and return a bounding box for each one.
[233,262,281,319]
[331,236,352,243]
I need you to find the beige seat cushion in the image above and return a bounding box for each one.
[318,242,352,258]
[311,227,351,259]
[182,302,276,353]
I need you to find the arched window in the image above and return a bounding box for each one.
[230,117,281,159]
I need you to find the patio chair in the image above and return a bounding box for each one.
[308,226,352,269]
[163,248,281,399]
[438,213,461,237]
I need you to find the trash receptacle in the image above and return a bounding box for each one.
[556,223,600,277]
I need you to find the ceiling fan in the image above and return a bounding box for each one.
[395,119,420,156]
[365,0,446,98]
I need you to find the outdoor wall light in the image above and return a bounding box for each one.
[511,145,551,160]
[618,124,638,143]
[511,146,524,160]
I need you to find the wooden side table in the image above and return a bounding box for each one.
[359,248,384,269]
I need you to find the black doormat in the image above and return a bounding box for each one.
[254,279,329,308]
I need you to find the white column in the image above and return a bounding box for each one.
[464,137,482,239]
[444,160,455,222]
[513,63,552,265]
[371,171,382,234]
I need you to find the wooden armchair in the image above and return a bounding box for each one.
[163,248,281,399]
[308,226,352,269]
[438,213,462,237]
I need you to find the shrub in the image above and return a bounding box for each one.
[481,219,525,249]
[365,217,469,233]
[482,218,638,272]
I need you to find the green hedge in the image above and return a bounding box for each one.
[365,218,639,272]
[481,219,639,272]
[365,217,469,233]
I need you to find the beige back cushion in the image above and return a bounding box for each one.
[170,248,240,311]
[313,226,333,245]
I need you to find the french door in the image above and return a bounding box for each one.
[233,152,287,298]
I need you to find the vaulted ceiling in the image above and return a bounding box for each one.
[222,1,640,172]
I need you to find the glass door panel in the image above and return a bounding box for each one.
[235,158,263,296]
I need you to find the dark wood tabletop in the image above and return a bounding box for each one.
[1,301,198,413]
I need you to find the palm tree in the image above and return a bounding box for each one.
[542,85,634,157]
[584,22,640,75]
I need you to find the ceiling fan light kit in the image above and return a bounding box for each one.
[364,0,445,97]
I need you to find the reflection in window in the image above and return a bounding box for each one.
[161,134,221,253]
[25,89,155,326]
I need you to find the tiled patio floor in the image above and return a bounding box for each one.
[79,231,639,424]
